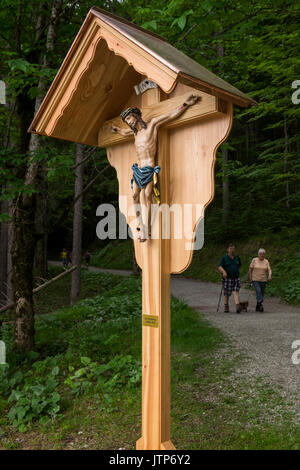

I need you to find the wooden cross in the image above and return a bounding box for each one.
[98,83,233,450]
[27,6,254,451]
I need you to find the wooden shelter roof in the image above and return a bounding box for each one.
[29,7,256,146]
[91,7,256,106]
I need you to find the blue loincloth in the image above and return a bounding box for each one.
[131,163,160,189]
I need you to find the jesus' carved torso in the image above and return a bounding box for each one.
[134,128,158,168]
[111,93,200,241]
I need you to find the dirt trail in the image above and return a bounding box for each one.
[49,261,300,399]
[171,275,300,400]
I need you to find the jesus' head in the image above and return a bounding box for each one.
[121,107,147,135]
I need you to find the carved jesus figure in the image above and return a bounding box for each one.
[111,93,200,242]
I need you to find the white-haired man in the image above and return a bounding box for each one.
[249,248,272,312]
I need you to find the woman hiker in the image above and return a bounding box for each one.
[218,243,242,313]
[249,248,272,312]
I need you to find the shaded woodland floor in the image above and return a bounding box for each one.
[1,268,299,450]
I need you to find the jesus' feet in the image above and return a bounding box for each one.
[136,225,149,243]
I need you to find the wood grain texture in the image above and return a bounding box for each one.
[107,84,233,274]
[35,20,102,136]
[98,92,223,147]
[95,18,177,94]
[138,88,173,450]
[29,15,178,145]
[29,9,254,146]
[168,100,232,272]
[108,88,174,450]
[45,38,141,146]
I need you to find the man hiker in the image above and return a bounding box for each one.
[248,248,272,312]
[218,244,242,313]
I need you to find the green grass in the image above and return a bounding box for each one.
[92,240,133,271]
[0,271,299,449]
[90,227,300,304]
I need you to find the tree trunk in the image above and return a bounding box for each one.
[1,94,15,305]
[284,116,290,209]
[216,44,229,226]
[7,200,14,303]
[222,147,229,226]
[245,122,249,162]
[0,199,8,305]
[34,165,48,279]
[11,198,36,352]
[71,144,84,305]
[12,0,64,352]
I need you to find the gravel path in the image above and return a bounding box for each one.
[49,260,132,277]
[49,261,300,400]
[171,275,300,401]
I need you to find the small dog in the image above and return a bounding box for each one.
[239,301,248,312]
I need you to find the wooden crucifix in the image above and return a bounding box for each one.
[98,82,233,450]
[28,6,255,451]
[111,93,200,241]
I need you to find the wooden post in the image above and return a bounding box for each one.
[136,89,174,450]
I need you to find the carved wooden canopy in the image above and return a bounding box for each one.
[28,7,256,146]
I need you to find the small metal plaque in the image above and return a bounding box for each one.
[142,314,159,328]
[134,79,158,95]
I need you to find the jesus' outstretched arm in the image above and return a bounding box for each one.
[149,94,201,130]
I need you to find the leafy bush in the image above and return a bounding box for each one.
[64,354,141,397]
[0,365,24,397]
[0,275,144,430]
[92,240,132,270]
[7,366,61,431]
[267,254,300,303]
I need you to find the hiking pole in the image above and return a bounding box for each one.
[216,282,223,313]
[247,281,254,302]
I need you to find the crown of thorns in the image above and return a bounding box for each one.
[120,107,142,122]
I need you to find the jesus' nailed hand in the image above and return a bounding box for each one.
[111,93,201,242]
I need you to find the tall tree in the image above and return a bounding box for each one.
[0,200,8,305]
[70,144,84,305]
[11,0,64,352]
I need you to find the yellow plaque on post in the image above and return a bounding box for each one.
[142,314,159,328]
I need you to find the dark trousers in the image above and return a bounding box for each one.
[253,281,266,303]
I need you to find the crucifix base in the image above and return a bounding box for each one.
[136,437,175,451]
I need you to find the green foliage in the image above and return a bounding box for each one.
[124,0,300,237]
[0,366,24,398]
[1,0,299,253]
[0,271,299,449]
[0,274,144,430]
[7,367,61,431]
[267,255,300,303]
[92,240,133,270]
[64,354,141,397]
[0,272,214,434]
